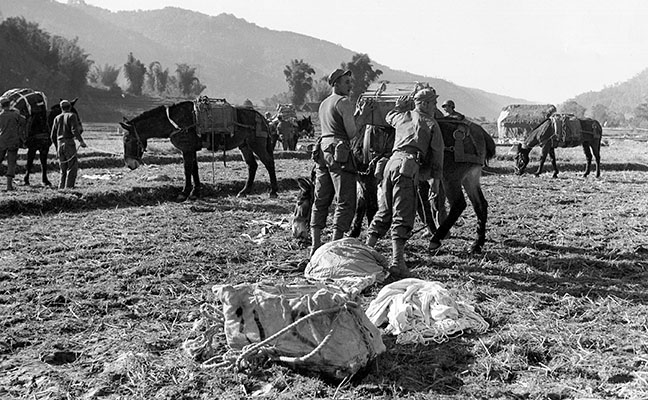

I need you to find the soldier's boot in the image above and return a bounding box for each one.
[389,238,411,279]
[310,227,322,258]
[365,233,379,248]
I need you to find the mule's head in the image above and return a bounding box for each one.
[291,177,314,242]
[514,143,531,175]
[297,116,314,136]
[120,119,146,170]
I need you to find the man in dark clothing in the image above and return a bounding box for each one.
[50,100,86,189]
[0,98,26,191]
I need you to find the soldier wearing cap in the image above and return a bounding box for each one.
[0,98,26,191]
[50,99,86,189]
[309,68,361,256]
[441,99,465,120]
[365,88,444,279]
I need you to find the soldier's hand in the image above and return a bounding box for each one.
[395,95,408,109]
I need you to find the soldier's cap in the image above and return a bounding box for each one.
[328,69,352,86]
[414,88,439,102]
[442,99,455,108]
[60,99,71,109]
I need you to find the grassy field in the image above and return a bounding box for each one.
[0,125,647,399]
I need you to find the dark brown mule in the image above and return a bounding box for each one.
[292,117,497,254]
[120,101,278,201]
[514,116,602,178]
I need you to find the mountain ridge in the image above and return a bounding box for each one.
[2,0,534,120]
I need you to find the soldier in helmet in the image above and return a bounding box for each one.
[441,99,465,120]
[365,88,444,279]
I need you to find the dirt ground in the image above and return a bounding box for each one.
[0,128,647,399]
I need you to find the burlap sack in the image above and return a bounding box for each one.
[215,283,385,380]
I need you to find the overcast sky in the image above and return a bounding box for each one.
[74,0,648,104]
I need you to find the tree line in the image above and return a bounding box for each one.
[263,53,383,109]
[0,17,206,100]
[89,53,206,98]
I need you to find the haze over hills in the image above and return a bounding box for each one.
[1,0,561,120]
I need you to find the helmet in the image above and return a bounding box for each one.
[442,100,455,108]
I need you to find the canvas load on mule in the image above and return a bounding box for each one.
[276,103,297,121]
[193,96,237,137]
[1,88,49,143]
[183,283,385,381]
[356,81,432,127]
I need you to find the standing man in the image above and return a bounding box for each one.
[441,100,465,120]
[365,88,445,279]
[276,115,296,151]
[0,98,26,191]
[310,69,361,256]
[51,100,86,189]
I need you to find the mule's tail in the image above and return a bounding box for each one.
[483,128,497,161]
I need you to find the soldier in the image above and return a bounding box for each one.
[441,99,465,120]
[0,98,26,191]
[310,69,361,256]
[365,88,444,279]
[51,100,87,189]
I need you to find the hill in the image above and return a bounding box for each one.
[1,0,531,121]
[571,68,648,115]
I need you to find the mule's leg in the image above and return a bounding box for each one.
[429,174,467,250]
[250,137,279,197]
[549,148,559,178]
[416,180,436,235]
[592,140,602,178]
[40,144,52,186]
[582,143,593,177]
[462,166,488,254]
[189,155,200,200]
[535,146,549,177]
[237,144,259,197]
[177,151,195,202]
[24,147,37,185]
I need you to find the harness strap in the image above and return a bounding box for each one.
[166,105,182,131]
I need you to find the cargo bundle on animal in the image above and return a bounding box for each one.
[1,88,80,186]
[120,96,278,201]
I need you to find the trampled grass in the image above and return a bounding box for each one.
[0,125,646,399]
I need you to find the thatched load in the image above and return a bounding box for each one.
[496,104,556,143]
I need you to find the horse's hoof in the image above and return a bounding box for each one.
[177,193,188,202]
[428,239,442,251]
[269,191,278,199]
[43,181,52,187]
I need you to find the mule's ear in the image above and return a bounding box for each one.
[119,122,129,130]
[516,143,522,151]
[70,98,78,106]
